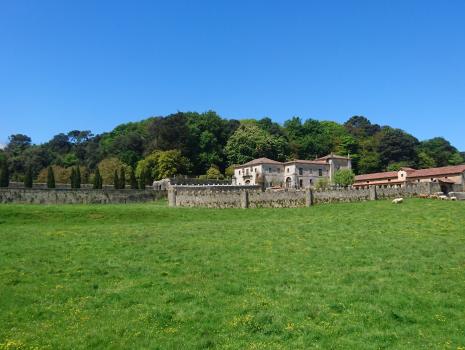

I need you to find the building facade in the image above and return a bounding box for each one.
[233,154,352,189]
[353,165,465,193]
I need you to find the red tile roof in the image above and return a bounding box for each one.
[355,171,399,182]
[409,165,465,178]
[239,158,283,166]
[284,159,328,165]
[355,164,465,183]
[316,154,350,160]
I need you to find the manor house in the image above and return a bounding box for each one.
[233,154,352,189]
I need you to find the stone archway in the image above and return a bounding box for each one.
[285,177,292,188]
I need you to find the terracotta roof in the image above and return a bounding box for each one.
[284,159,328,165]
[239,158,283,167]
[316,154,350,161]
[353,179,404,186]
[409,165,465,178]
[355,171,399,181]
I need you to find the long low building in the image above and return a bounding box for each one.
[233,154,352,189]
[354,165,465,193]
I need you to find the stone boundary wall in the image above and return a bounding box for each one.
[169,182,446,209]
[8,182,115,190]
[0,188,167,204]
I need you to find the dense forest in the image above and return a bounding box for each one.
[1,111,464,185]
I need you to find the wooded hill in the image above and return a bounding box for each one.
[0,112,463,184]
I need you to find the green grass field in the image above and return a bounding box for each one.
[1,199,465,349]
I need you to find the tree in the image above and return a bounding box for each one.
[138,169,146,190]
[24,165,33,188]
[37,166,70,184]
[225,124,290,165]
[418,137,462,167]
[225,165,235,179]
[75,166,81,189]
[97,158,130,185]
[315,178,330,190]
[0,159,9,187]
[70,168,76,188]
[119,167,126,189]
[47,167,56,188]
[333,169,355,187]
[377,127,419,169]
[136,150,191,182]
[93,168,103,189]
[129,168,137,189]
[206,165,224,179]
[113,170,120,189]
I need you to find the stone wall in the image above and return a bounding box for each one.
[8,182,115,190]
[169,182,445,209]
[0,188,166,204]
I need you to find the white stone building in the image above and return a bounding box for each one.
[233,154,352,189]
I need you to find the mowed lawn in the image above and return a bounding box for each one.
[1,200,465,349]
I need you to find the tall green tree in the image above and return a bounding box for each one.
[225,124,290,164]
[138,169,146,190]
[47,166,56,188]
[119,167,126,189]
[70,168,76,188]
[113,170,120,189]
[129,167,137,189]
[0,159,10,187]
[75,166,81,189]
[93,168,103,189]
[24,165,33,188]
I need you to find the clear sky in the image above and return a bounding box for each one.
[1,0,464,150]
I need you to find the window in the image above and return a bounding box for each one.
[239,170,241,175]
[319,169,323,177]
[277,168,281,173]
[287,168,290,173]
[299,168,303,176]
[299,179,303,188]
[310,179,313,184]
[270,182,273,187]
[268,167,272,173]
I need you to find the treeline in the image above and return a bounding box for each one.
[0,111,463,186]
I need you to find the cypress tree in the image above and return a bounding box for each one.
[0,160,9,188]
[47,166,56,188]
[70,167,76,189]
[130,168,137,189]
[138,169,146,190]
[75,166,81,189]
[113,170,119,189]
[119,167,126,189]
[24,165,33,188]
[93,168,102,189]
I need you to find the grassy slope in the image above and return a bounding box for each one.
[1,200,465,349]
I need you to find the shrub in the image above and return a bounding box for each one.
[315,178,329,190]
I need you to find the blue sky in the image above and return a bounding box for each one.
[1,0,464,150]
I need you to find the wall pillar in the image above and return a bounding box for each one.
[241,190,249,209]
[369,186,377,201]
[168,188,177,207]
[305,188,314,207]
